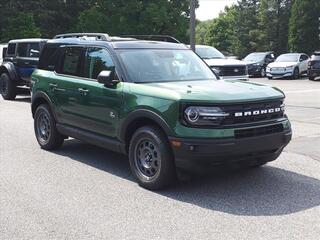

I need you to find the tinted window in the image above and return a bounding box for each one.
[300,55,308,61]
[38,46,60,71]
[7,43,16,55]
[84,48,115,79]
[17,43,28,57]
[60,47,83,76]
[28,43,40,58]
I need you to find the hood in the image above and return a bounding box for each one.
[268,62,297,68]
[132,80,284,103]
[204,58,247,67]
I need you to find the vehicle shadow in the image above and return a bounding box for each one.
[54,139,320,217]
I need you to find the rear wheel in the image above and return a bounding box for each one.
[128,125,176,190]
[309,76,315,80]
[34,104,64,150]
[268,77,273,80]
[0,73,17,100]
[260,68,266,77]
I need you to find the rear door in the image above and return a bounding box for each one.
[16,42,41,82]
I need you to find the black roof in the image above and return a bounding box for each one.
[46,37,188,50]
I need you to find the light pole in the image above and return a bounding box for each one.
[190,0,196,52]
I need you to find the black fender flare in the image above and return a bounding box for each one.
[31,91,57,120]
[119,109,174,143]
[0,62,18,81]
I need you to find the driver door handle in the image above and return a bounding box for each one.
[78,88,89,96]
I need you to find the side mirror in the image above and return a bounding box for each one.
[97,70,120,87]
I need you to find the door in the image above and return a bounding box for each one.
[299,54,309,73]
[72,47,123,138]
[16,42,40,82]
[51,46,85,126]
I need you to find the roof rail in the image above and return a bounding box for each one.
[121,35,180,43]
[53,33,111,41]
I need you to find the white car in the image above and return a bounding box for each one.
[195,45,248,81]
[0,44,8,65]
[266,53,309,79]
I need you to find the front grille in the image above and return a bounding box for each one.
[309,61,320,69]
[235,124,284,139]
[219,66,247,76]
[221,100,284,126]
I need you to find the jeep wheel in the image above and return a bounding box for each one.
[0,73,17,100]
[34,104,64,150]
[129,125,176,190]
[309,76,315,81]
[260,68,266,77]
[268,76,273,80]
[293,68,299,79]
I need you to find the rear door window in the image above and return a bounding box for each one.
[59,47,84,76]
[17,43,28,57]
[28,43,40,58]
[38,46,60,71]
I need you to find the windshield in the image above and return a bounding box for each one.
[195,46,225,59]
[276,54,299,62]
[244,53,265,62]
[117,49,217,83]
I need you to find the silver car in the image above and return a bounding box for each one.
[266,53,309,79]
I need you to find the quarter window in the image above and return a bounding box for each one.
[84,48,115,80]
[60,47,83,76]
[7,43,16,55]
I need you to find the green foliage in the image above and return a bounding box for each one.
[2,13,41,41]
[0,0,194,43]
[289,0,320,54]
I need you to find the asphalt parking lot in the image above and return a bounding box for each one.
[0,77,319,240]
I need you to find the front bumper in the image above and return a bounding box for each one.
[308,69,320,78]
[170,127,292,169]
[266,71,294,79]
[248,66,262,76]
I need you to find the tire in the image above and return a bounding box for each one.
[0,73,17,100]
[268,77,273,80]
[293,68,299,79]
[309,76,315,81]
[128,125,176,190]
[260,68,266,77]
[34,104,64,150]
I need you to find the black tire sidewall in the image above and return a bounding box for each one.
[34,104,64,150]
[0,73,16,100]
[260,68,266,77]
[128,125,176,190]
[293,68,299,79]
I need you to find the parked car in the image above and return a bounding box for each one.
[195,45,248,81]
[308,51,320,81]
[243,52,275,77]
[31,33,291,190]
[266,53,309,80]
[0,38,48,100]
[0,44,8,65]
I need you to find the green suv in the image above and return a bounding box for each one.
[31,33,292,189]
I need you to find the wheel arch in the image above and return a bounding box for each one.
[31,91,56,119]
[0,62,18,81]
[120,109,174,152]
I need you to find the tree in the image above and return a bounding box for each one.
[289,0,320,54]
[1,12,41,41]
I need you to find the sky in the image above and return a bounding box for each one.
[196,0,238,21]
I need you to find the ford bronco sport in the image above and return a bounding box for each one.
[0,38,47,100]
[31,33,292,190]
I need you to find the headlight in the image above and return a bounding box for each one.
[184,106,230,126]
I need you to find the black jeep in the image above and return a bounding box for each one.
[0,38,48,100]
[308,51,320,81]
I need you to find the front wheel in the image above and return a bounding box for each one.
[0,73,17,100]
[293,68,299,79]
[128,125,176,190]
[34,104,64,150]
